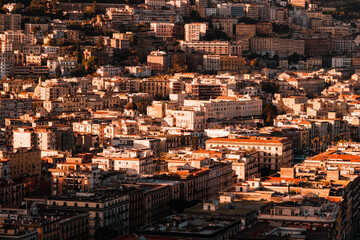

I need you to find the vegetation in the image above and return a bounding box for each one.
[261,81,279,94]
[262,104,278,125]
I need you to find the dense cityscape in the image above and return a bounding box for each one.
[0,0,359,239]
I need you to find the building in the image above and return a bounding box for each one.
[147,51,170,72]
[125,66,151,77]
[49,156,122,196]
[150,23,174,39]
[250,37,305,56]
[47,190,129,238]
[184,23,208,41]
[1,208,89,240]
[206,136,293,171]
[0,14,21,32]
[0,98,32,125]
[180,41,230,55]
[0,148,41,180]
[236,23,256,38]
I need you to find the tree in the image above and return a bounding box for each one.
[46,38,56,46]
[262,104,278,125]
[192,136,199,150]
[95,35,105,51]
[84,1,98,18]
[82,56,98,75]
[311,137,320,154]
[262,81,279,94]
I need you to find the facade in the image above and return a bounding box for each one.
[184,23,208,41]
[0,14,21,32]
[206,137,293,171]
[147,51,170,72]
[0,148,41,180]
[250,37,305,56]
[150,23,174,39]
[47,190,129,238]
[180,41,230,55]
[49,157,103,195]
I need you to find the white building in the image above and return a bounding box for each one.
[163,109,206,131]
[203,55,220,71]
[184,23,208,41]
[96,65,122,77]
[125,66,151,77]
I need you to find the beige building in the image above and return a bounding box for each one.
[180,41,230,55]
[147,51,170,72]
[212,18,237,38]
[236,23,256,39]
[150,22,174,39]
[163,109,206,131]
[184,23,208,41]
[0,14,21,32]
[48,190,129,238]
[250,37,305,56]
[206,136,293,171]
[0,148,41,180]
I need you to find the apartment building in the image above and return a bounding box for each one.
[138,78,170,97]
[250,37,305,56]
[13,125,74,151]
[279,77,325,94]
[184,23,208,41]
[125,66,151,77]
[48,190,130,238]
[145,0,166,7]
[0,14,21,32]
[106,8,134,25]
[150,22,175,39]
[0,30,35,52]
[212,18,237,38]
[49,157,103,195]
[235,23,256,38]
[0,148,41,180]
[289,0,310,7]
[206,136,293,171]
[183,96,262,120]
[0,98,32,125]
[180,41,230,55]
[34,80,77,100]
[147,51,170,72]
[185,81,223,100]
[93,151,154,176]
[220,55,245,71]
[164,109,206,131]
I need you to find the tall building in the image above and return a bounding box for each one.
[0,148,41,180]
[47,190,130,238]
[0,14,21,32]
[147,51,170,72]
[184,23,208,41]
[49,157,103,196]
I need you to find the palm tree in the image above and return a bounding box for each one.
[311,137,320,154]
